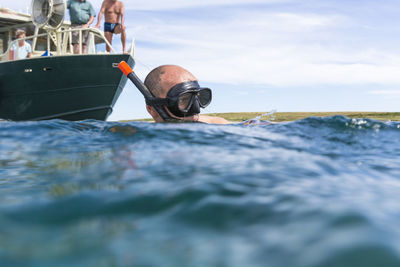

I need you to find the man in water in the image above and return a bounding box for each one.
[95,0,126,53]
[144,65,229,124]
[9,29,31,60]
[67,0,96,54]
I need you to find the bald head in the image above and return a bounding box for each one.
[144,65,197,98]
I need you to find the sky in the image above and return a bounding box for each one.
[3,0,400,120]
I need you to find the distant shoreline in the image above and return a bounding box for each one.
[207,112,400,122]
[129,112,400,122]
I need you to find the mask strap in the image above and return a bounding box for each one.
[145,98,172,106]
[167,81,201,97]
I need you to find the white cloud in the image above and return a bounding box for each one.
[126,8,400,87]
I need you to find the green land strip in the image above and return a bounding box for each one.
[207,112,400,122]
[130,112,400,122]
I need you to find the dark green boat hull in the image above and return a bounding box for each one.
[0,54,134,121]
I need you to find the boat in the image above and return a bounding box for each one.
[0,0,135,121]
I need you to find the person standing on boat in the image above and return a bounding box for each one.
[67,0,96,54]
[9,29,31,60]
[95,0,127,53]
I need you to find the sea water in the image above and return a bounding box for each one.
[0,116,400,267]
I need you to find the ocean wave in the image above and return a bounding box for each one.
[0,116,400,266]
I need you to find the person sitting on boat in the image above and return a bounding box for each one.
[9,29,31,60]
[143,65,229,124]
[95,0,127,53]
[67,0,96,54]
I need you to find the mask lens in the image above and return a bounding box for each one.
[178,92,194,111]
[198,89,212,107]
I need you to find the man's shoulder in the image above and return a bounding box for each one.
[114,1,124,8]
[108,0,123,6]
[103,0,114,7]
[86,1,95,7]
[199,115,230,124]
[69,0,82,8]
[84,1,96,12]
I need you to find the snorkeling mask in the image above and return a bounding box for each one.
[146,81,212,117]
[118,61,212,121]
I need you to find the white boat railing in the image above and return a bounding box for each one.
[0,26,135,62]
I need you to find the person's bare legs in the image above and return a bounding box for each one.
[73,44,87,54]
[121,27,126,53]
[104,31,113,52]
[73,44,80,54]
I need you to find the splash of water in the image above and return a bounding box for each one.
[241,110,277,125]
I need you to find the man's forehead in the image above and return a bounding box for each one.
[159,68,196,95]
[160,66,196,83]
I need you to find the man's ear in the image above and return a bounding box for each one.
[146,105,156,117]
[146,105,163,122]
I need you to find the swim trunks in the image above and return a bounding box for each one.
[104,22,120,33]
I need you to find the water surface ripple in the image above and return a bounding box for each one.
[1,116,400,266]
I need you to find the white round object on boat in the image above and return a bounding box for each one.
[31,0,66,29]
